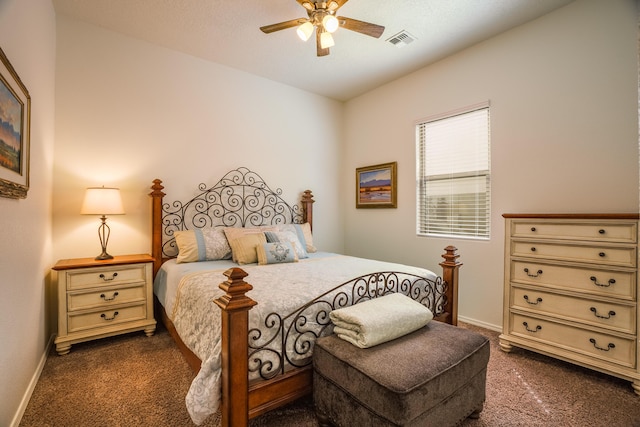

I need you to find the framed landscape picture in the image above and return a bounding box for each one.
[0,47,30,199]
[355,162,397,208]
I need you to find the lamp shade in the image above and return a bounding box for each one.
[296,21,314,41]
[320,31,335,49]
[323,14,339,33]
[81,187,125,215]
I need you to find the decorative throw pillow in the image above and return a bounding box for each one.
[174,227,232,263]
[228,233,267,265]
[277,223,316,253]
[268,230,308,259]
[223,226,275,262]
[257,242,299,265]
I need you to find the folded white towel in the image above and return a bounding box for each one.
[329,293,433,348]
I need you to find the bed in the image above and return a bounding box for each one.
[149,167,462,426]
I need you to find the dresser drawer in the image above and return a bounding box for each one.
[66,264,148,290]
[511,221,637,243]
[67,304,147,333]
[509,313,636,368]
[512,241,637,268]
[510,260,636,300]
[67,284,146,311]
[511,287,636,334]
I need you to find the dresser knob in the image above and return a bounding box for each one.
[530,227,536,232]
[524,268,543,278]
[589,338,615,352]
[590,307,615,319]
[522,322,541,333]
[100,311,119,321]
[598,229,605,234]
[523,295,542,305]
[530,247,536,252]
[100,292,119,301]
[99,272,118,281]
[590,276,615,287]
[598,252,605,257]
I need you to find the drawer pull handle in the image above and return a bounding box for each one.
[530,227,536,232]
[530,247,536,252]
[590,307,616,319]
[590,276,615,287]
[589,338,615,352]
[100,292,119,301]
[522,322,541,333]
[99,272,118,282]
[523,295,542,305]
[598,252,606,257]
[524,268,543,278]
[100,311,119,321]
[599,229,605,234]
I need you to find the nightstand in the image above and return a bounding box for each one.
[53,254,157,355]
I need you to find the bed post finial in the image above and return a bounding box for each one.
[150,179,165,276]
[301,190,314,230]
[439,246,462,326]
[214,268,257,427]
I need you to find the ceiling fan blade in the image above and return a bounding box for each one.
[338,16,385,38]
[260,18,307,34]
[316,29,330,57]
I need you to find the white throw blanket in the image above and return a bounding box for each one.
[329,293,433,348]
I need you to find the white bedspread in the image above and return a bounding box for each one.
[155,253,438,425]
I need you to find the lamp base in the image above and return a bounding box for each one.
[95,251,114,261]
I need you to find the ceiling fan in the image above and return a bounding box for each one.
[260,0,385,57]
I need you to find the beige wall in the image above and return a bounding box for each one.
[0,0,56,425]
[343,0,639,329]
[53,15,345,262]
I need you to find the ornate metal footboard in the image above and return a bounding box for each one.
[213,246,460,427]
[249,271,447,380]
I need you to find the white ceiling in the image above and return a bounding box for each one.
[52,0,575,102]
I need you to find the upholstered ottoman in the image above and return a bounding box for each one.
[313,321,490,427]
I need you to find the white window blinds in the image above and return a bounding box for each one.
[416,104,490,239]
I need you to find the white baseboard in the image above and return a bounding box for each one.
[10,334,54,427]
[458,315,502,332]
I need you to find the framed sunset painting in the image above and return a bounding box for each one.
[355,162,397,208]
[0,47,30,199]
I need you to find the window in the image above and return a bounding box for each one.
[416,103,490,240]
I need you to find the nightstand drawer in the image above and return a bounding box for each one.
[511,221,637,243]
[67,264,147,290]
[67,303,147,333]
[68,284,146,311]
[512,241,637,268]
[511,287,636,334]
[510,313,636,368]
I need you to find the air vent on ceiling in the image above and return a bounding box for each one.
[386,31,416,48]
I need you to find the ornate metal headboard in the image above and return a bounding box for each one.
[150,167,314,272]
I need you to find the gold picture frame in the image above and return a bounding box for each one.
[0,47,31,199]
[355,162,397,208]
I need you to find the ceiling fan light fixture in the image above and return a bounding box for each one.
[320,31,335,49]
[322,14,339,33]
[296,21,314,41]
[328,1,340,11]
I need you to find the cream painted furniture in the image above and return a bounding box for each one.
[53,254,156,355]
[500,214,640,395]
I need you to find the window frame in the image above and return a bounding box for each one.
[415,102,491,240]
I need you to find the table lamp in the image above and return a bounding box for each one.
[81,186,125,260]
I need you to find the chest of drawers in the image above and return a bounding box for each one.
[53,254,156,355]
[499,214,639,395]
